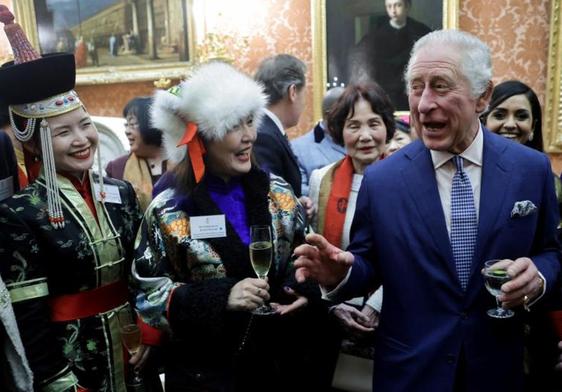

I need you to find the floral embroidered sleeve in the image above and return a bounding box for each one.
[0,203,78,391]
[131,200,181,331]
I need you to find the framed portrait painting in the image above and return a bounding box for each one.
[311,0,459,115]
[14,0,196,85]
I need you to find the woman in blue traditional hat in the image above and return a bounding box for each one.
[0,7,158,391]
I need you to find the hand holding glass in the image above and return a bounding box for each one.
[117,308,144,386]
[482,259,514,319]
[249,225,275,315]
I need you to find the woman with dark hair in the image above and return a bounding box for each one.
[0,7,146,391]
[106,96,166,211]
[482,80,543,151]
[132,61,332,391]
[308,82,394,389]
[310,82,394,258]
[482,80,561,227]
[483,80,562,392]
[386,116,413,157]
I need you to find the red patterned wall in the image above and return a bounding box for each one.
[1,0,559,170]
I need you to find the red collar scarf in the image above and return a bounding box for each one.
[323,155,355,248]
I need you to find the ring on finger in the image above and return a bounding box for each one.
[523,294,530,312]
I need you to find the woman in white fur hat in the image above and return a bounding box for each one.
[132,61,335,391]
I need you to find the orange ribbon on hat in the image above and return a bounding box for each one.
[177,121,206,183]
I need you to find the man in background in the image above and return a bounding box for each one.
[291,86,345,196]
[254,54,313,217]
[351,0,431,110]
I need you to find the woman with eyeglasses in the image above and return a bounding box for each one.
[106,96,167,211]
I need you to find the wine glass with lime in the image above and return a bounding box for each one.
[482,259,514,319]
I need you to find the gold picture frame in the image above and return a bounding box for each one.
[311,0,459,120]
[14,0,196,85]
[544,0,562,152]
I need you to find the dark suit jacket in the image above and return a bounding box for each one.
[338,130,561,391]
[254,114,302,197]
[0,132,19,201]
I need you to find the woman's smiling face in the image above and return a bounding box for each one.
[48,107,98,178]
[485,94,534,144]
[205,116,257,182]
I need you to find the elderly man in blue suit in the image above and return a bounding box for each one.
[291,87,345,196]
[294,29,561,392]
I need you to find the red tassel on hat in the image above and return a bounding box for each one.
[177,122,206,183]
[0,6,40,64]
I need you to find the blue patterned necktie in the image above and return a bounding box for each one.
[450,155,478,290]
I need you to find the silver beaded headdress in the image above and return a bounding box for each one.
[0,6,103,228]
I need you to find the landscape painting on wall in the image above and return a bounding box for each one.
[32,0,191,69]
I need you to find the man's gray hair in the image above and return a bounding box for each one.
[255,54,306,105]
[405,29,492,98]
[322,86,345,116]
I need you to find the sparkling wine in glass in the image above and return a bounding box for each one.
[482,259,514,319]
[249,225,275,315]
[121,324,141,355]
[117,308,144,388]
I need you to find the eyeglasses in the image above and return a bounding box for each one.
[124,122,139,129]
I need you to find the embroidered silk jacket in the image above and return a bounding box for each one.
[0,172,142,392]
[132,167,313,389]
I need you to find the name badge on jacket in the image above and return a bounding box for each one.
[93,184,122,204]
[191,215,227,239]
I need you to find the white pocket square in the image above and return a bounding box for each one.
[510,200,537,218]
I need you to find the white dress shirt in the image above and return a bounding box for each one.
[263,108,286,136]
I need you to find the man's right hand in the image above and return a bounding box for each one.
[293,233,354,288]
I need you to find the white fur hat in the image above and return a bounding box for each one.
[151,61,267,163]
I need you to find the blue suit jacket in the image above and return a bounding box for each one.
[339,130,561,391]
[291,122,345,196]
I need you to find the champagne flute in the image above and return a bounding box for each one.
[249,225,275,315]
[482,259,514,319]
[116,308,144,388]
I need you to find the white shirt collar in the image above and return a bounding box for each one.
[431,123,484,169]
[263,108,286,136]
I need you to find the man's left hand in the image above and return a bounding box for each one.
[498,257,544,309]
